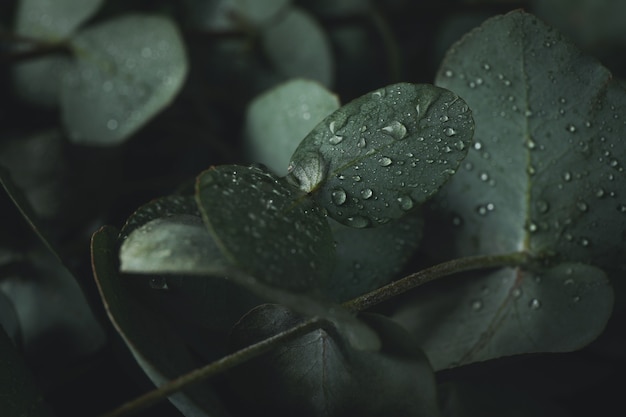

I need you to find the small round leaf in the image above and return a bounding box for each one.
[288,83,474,227]
[195,164,335,291]
[62,14,188,145]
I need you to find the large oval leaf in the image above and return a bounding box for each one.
[288,83,474,228]
[195,164,335,292]
[228,304,439,417]
[62,14,188,145]
[393,262,613,370]
[395,10,619,369]
[434,10,626,270]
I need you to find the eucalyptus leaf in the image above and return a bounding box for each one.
[532,0,626,48]
[62,14,188,145]
[119,194,201,239]
[288,83,474,228]
[120,214,228,275]
[92,226,228,417]
[195,164,335,292]
[325,212,423,302]
[0,327,53,417]
[393,262,613,370]
[434,10,626,270]
[12,0,103,106]
[245,78,339,175]
[261,7,334,86]
[15,0,103,40]
[228,304,439,417]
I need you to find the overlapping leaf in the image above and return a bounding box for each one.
[195,164,335,292]
[228,304,439,417]
[245,78,339,175]
[62,14,188,145]
[93,226,228,417]
[394,10,618,369]
[288,83,474,227]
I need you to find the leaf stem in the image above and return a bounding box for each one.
[96,316,326,417]
[343,251,529,312]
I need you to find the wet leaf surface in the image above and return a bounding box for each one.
[195,164,335,292]
[393,262,613,370]
[434,10,626,269]
[396,10,621,369]
[288,83,473,228]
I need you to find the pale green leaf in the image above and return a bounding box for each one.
[245,78,339,175]
[62,14,188,145]
[261,7,334,86]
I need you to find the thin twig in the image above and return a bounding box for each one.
[97,316,325,417]
[342,251,529,312]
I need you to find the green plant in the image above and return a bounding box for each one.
[1,1,625,416]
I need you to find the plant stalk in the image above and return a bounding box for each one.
[97,316,326,417]
[343,251,529,312]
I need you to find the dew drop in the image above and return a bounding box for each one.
[107,119,119,130]
[378,157,393,167]
[352,175,362,182]
[329,135,343,145]
[361,188,373,199]
[566,124,577,133]
[398,196,414,211]
[381,120,408,140]
[357,137,367,148]
[455,140,466,151]
[618,204,626,213]
[528,298,542,310]
[479,172,490,182]
[576,200,589,212]
[444,69,454,77]
[536,200,550,213]
[444,127,457,137]
[473,142,483,150]
[471,299,483,311]
[149,277,169,290]
[346,216,370,228]
[563,172,572,182]
[331,188,347,205]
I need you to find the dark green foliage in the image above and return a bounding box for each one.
[1,2,624,417]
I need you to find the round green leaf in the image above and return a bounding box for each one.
[15,0,103,40]
[393,263,614,370]
[195,164,335,292]
[245,78,339,175]
[228,304,439,417]
[325,212,423,302]
[61,14,188,145]
[13,0,103,106]
[433,10,626,270]
[261,7,334,87]
[288,83,474,228]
